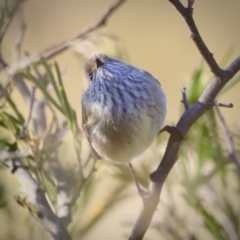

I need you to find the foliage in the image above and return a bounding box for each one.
[0,57,143,239]
[0,1,240,240]
[150,63,240,240]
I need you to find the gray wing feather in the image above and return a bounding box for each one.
[82,103,102,160]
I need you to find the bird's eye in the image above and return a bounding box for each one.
[89,73,93,81]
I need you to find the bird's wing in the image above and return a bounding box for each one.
[82,103,102,160]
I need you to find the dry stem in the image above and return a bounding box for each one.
[128,1,240,239]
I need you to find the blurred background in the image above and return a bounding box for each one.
[0,0,240,239]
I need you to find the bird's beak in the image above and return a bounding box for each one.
[96,57,104,69]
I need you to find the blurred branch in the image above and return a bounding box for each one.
[2,158,72,240]
[48,153,72,227]
[14,3,26,60]
[128,1,240,239]
[19,85,36,138]
[12,1,33,106]
[7,0,126,77]
[0,77,12,98]
[215,106,240,177]
[0,58,8,70]
[0,0,25,102]
[0,0,126,239]
[12,6,75,230]
[31,99,47,137]
[0,0,24,45]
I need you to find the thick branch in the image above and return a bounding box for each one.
[224,55,240,80]
[129,56,240,240]
[128,1,240,239]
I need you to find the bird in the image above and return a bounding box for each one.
[81,53,167,200]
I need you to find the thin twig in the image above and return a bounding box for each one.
[7,0,126,77]
[187,0,194,10]
[181,87,190,110]
[215,107,240,177]
[0,57,8,71]
[15,4,26,60]
[31,99,47,137]
[70,159,96,205]
[0,77,13,99]
[83,151,94,169]
[204,101,233,108]
[19,86,36,138]
[13,2,32,105]
[0,0,24,45]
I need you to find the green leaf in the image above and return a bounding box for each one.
[195,200,231,240]
[0,110,21,136]
[223,197,240,237]
[54,61,74,126]
[19,71,64,115]
[0,83,24,124]
[0,0,24,44]
[41,58,62,105]
[0,139,18,151]
[0,185,7,208]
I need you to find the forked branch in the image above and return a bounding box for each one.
[129,1,240,239]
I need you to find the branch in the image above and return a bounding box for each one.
[1,0,125,236]
[13,3,33,106]
[224,55,240,80]
[14,4,26,60]
[181,87,190,110]
[3,158,72,240]
[21,1,126,223]
[0,58,8,71]
[128,1,240,239]
[205,102,233,108]
[19,86,36,138]
[7,0,126,77]
[169,0,222,77]
[215,107,240,177]
[48,153,72,227]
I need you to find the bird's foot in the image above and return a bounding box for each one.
[159,125,185,141]
[129,163,150,205]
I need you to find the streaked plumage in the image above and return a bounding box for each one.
[82,53,167,163]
